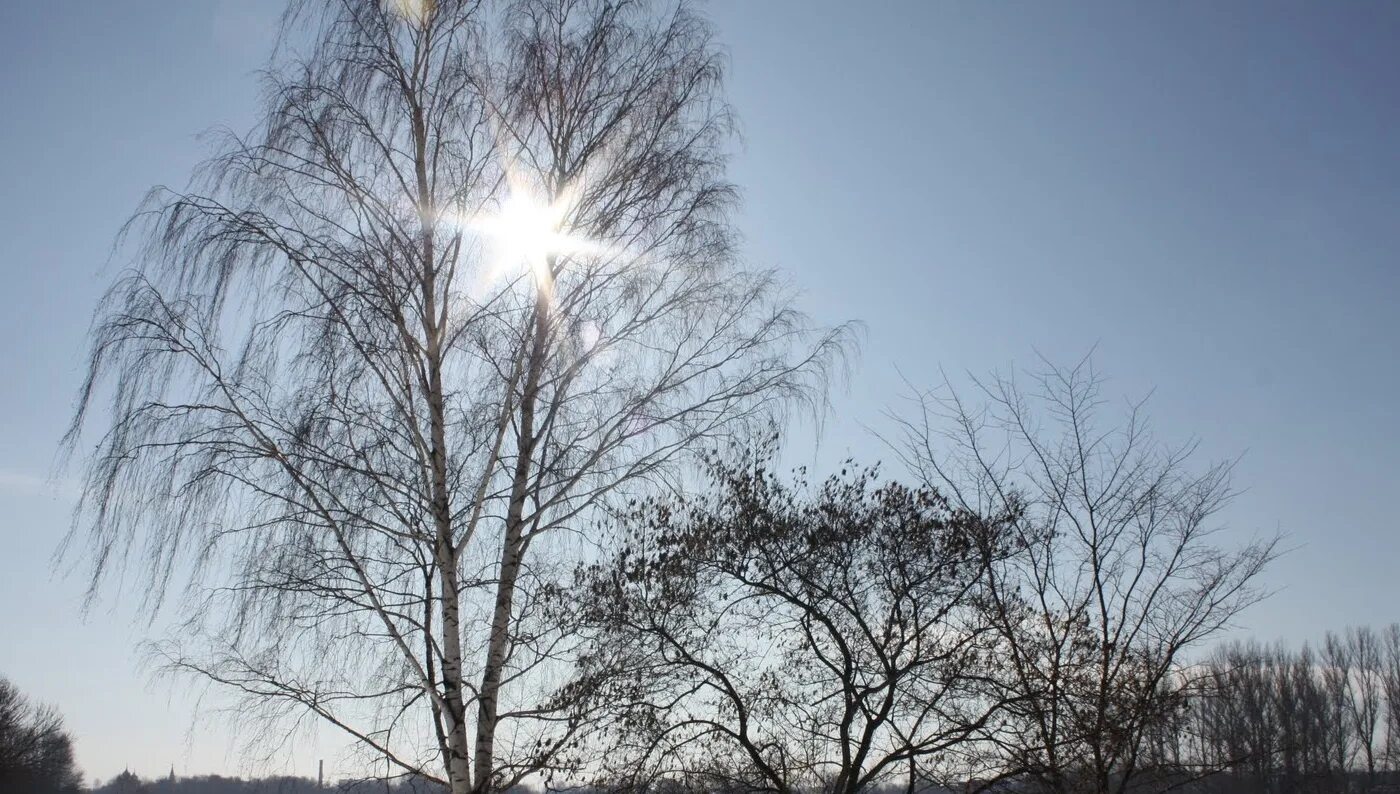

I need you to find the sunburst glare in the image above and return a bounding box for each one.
[468,180,599,291]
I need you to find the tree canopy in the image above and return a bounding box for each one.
[0,676,83,794]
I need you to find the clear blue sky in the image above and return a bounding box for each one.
[2,0,1397,785]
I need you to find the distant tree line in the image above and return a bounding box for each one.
[1168,625,1400,793]
[90,771,451,794]
[89,772,976,794]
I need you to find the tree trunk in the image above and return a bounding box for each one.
[473,287,550,792]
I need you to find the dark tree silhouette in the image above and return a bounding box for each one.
[92,770,452,794]
[579,441,1023,794]
[0,676,82,794]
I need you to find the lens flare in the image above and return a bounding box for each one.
[468,180,600,291]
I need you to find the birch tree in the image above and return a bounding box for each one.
[62,1,843,791]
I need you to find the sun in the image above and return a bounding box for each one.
[469,183,597,289]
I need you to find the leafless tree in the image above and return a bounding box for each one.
[578,442,1023,794]
[886,357,1278,794]
[62,2,844,792]
[1290,642,1344,790]
[1306,628,1386,789]
[1192,643,1279,790]
[1321,633,1358,779]
[0,677,82,794]
[1340,627,1384,787]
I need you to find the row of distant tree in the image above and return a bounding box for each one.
[95,772,461,794]
[1172,625,1400,793]
[92,773,451,794]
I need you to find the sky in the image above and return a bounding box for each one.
[2,0,1398,785]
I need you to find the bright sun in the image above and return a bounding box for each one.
[470,186,595,287]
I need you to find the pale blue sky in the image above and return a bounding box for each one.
[2,0,1398,784]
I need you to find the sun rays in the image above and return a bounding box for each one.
[466,174,602,294]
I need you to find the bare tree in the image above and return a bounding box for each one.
[1192,642,1281,792]
[579,441,1022,794]
[0,677,83,794]
[62,2,844,792]
[1289,642,1341,790]
[886,357,1277,794]
[1341,627,1384,788]
[1321,633,1358,780]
